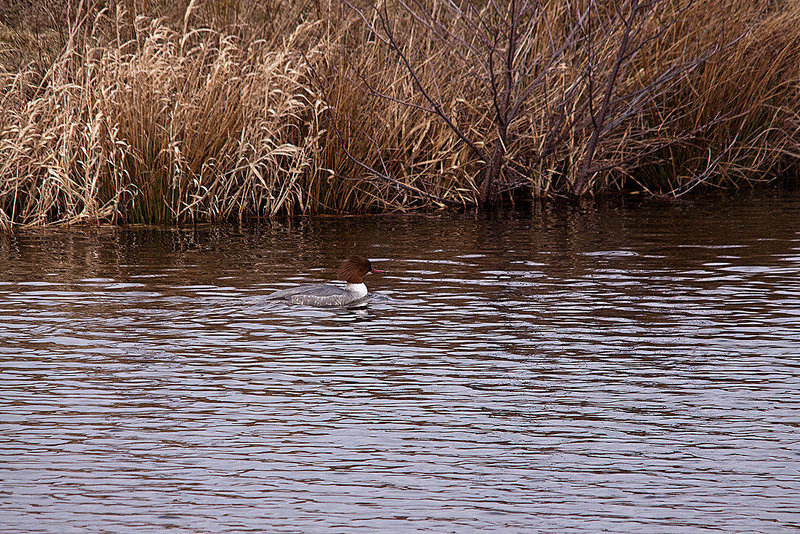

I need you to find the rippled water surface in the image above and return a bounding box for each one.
[2,194,800,532]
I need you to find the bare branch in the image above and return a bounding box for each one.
[371,1,489,160]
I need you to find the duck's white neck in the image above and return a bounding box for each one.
[345,282,368,299]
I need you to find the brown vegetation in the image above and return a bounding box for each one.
[0,0,798,227]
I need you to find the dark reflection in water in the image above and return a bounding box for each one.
[1,193,800,532]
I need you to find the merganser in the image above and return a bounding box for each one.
[266,255,384,307]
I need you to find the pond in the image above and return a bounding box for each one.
[1,193,799,531]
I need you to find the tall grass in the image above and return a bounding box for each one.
[0,2,331,226]
[0,0,798,227]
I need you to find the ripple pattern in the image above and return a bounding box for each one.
[1,197,800,532]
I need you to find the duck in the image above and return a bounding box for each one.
[266,255,384,307]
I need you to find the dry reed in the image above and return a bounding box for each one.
[0,0,798,227]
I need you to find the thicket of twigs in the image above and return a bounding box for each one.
[0,0,798,227]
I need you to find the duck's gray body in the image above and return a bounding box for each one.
[266,282,368,307]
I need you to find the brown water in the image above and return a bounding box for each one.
[1,194,799,532]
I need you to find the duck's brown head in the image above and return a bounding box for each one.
[336,255,384,284]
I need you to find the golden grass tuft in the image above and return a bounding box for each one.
[1,3,329,226]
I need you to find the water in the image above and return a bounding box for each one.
[1,194,799,532]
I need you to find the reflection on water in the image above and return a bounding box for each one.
[1,194,799,531]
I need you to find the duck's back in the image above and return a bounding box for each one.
[266,283,364,307]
